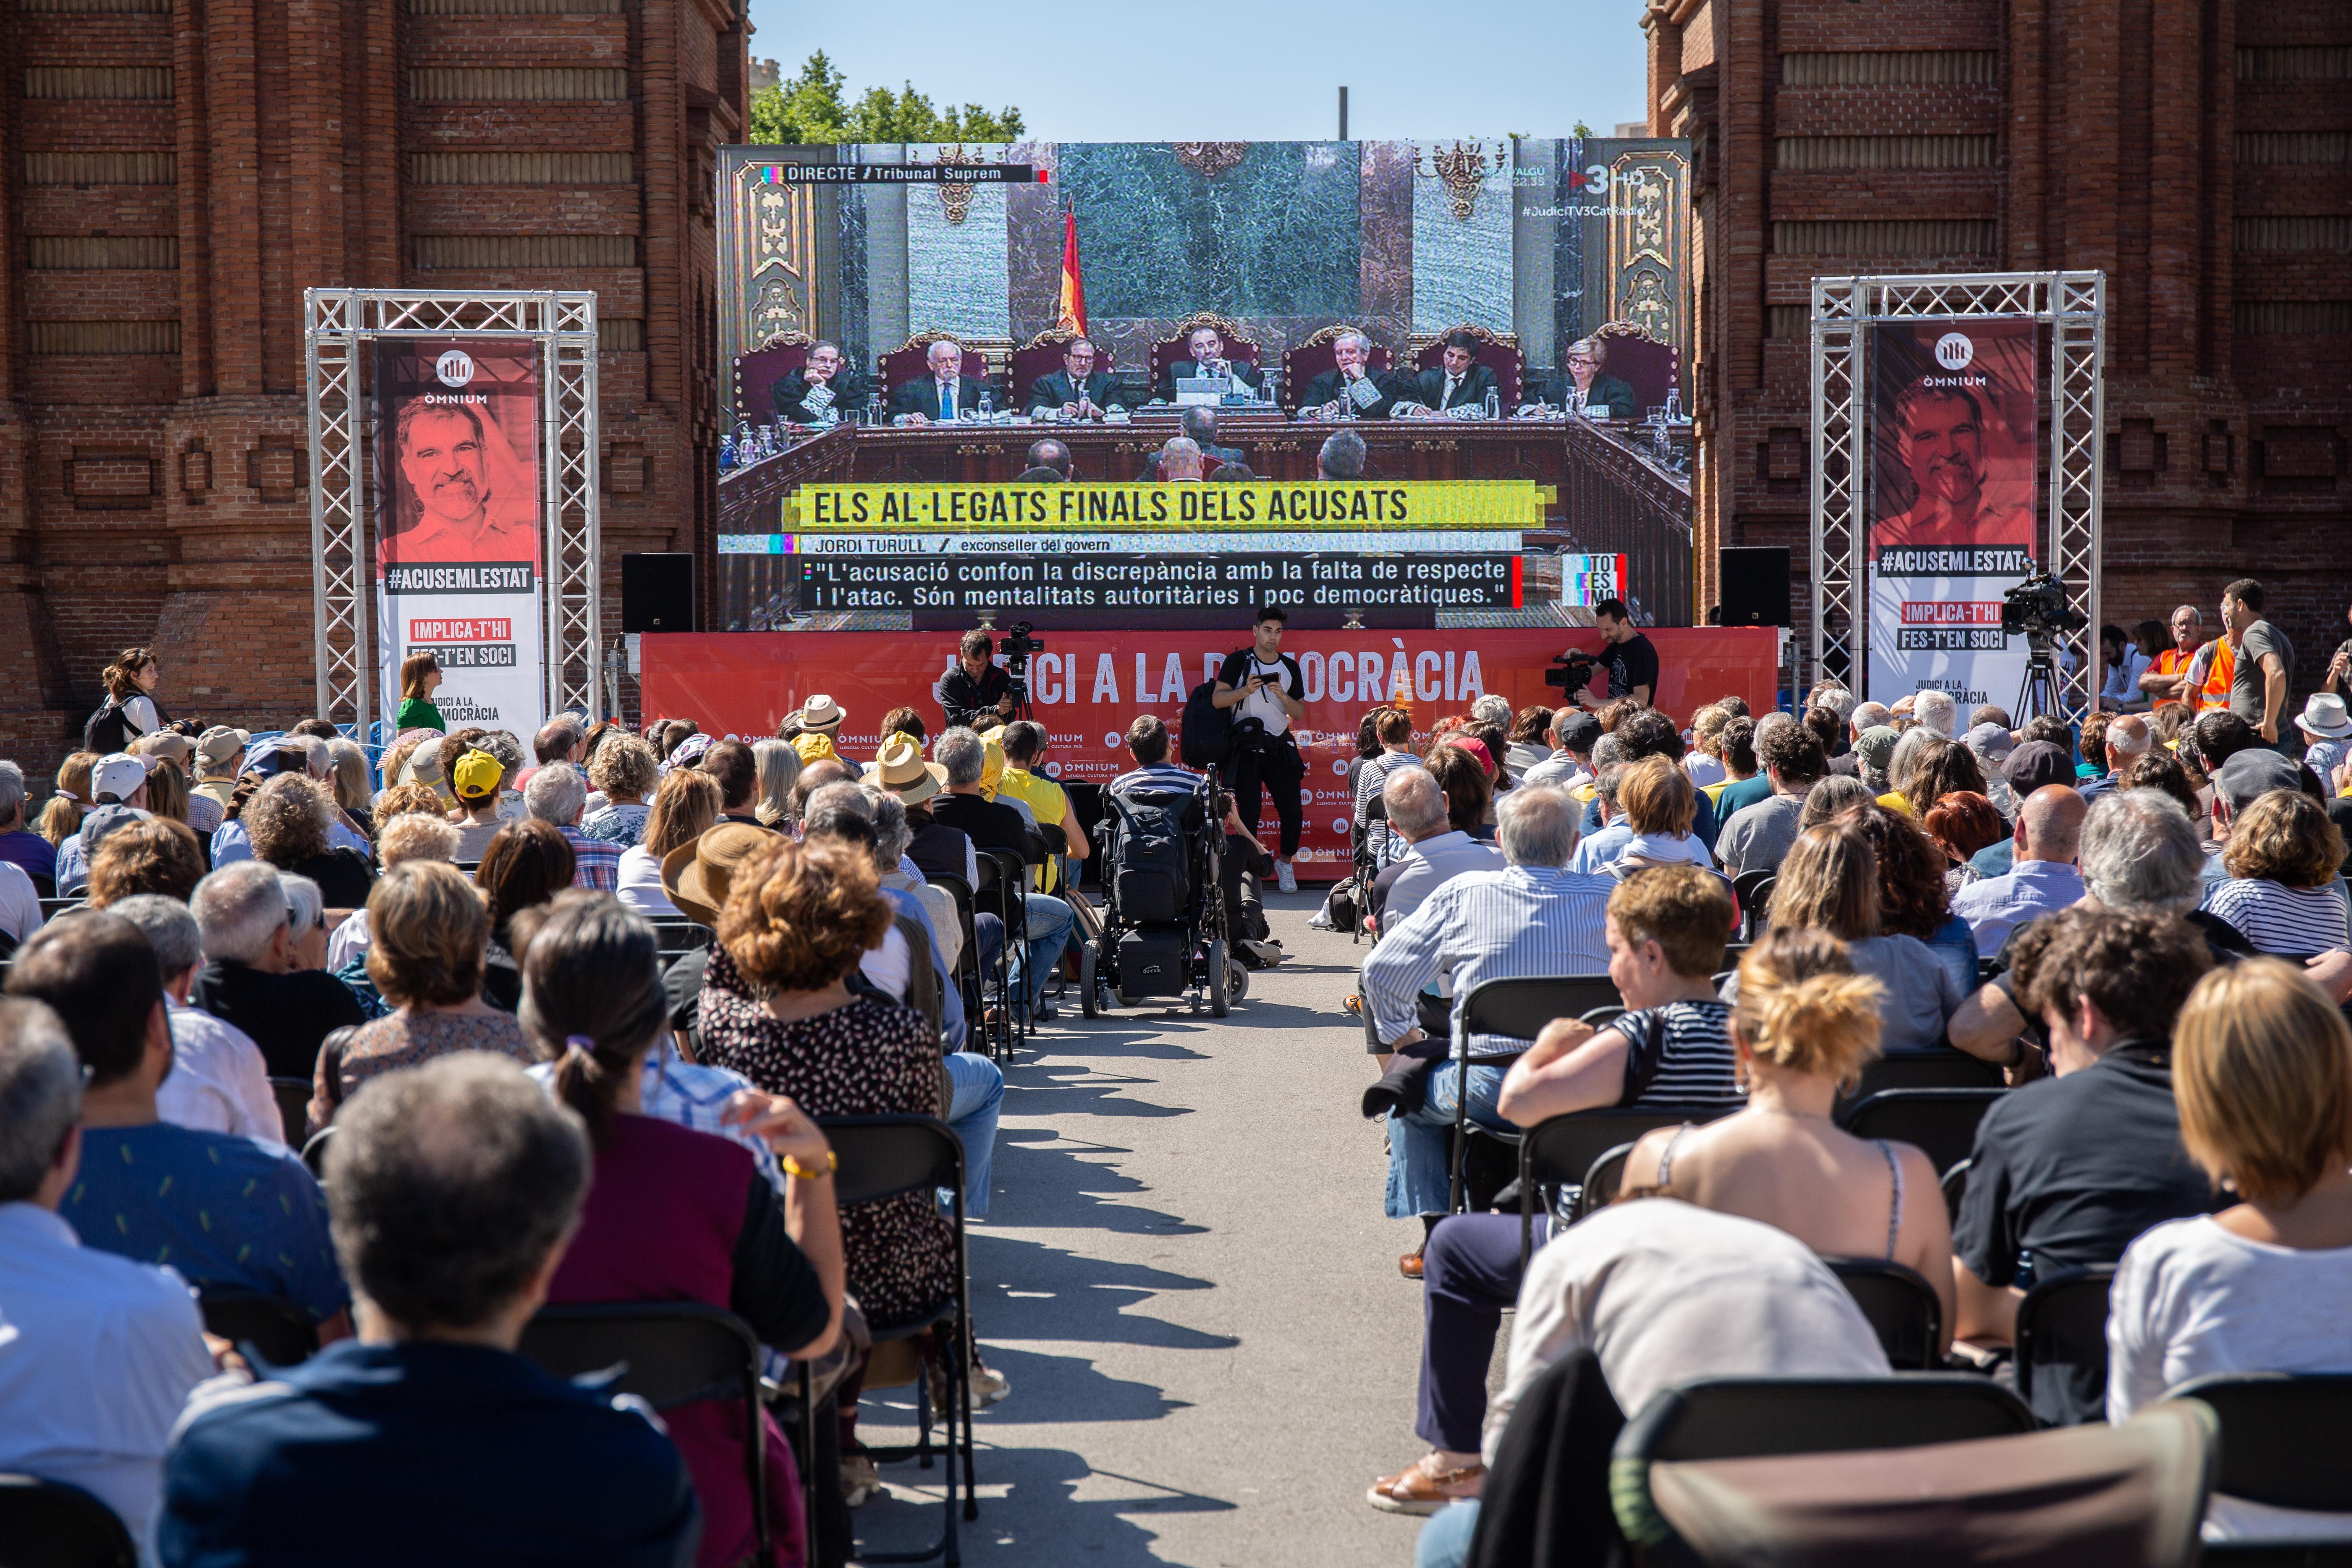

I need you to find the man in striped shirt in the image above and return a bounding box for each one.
[524,762,623,892]
[1108,715,1202,800]
[1364,786,1615,1221]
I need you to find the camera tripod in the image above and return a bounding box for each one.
[2014,633,2064,722]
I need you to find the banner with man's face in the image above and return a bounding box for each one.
[373,340,547,739]
[1866,320,2039,713]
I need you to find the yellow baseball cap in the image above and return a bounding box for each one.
[451,749,505,801]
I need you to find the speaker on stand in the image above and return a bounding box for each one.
[621,552,694,633]
[1713,546,1795,711]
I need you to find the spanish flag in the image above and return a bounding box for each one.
[1056,204,1087,337]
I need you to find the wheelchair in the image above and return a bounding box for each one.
[1079,770,1248,1017]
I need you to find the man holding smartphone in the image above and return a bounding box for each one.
[1213,605,1307,893]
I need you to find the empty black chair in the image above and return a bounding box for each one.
[1570,1141,1640,1222]
[1448,976,1623,1215]
[927,871,983,1041]
[200,1288,320,1367]
[1841,1051,2009,1104]
[1611,1373,2038,1552]
[970,851,1024,1059]
[2171,1372,2352,1553]
[1836,1086,2005,1174]
[822,1115,975,1563]
[1941,1157,1971,1219]
[1823,1256,1945,1369]
[1731,870,1774,940]
[0,1474,137,1568]
[521,1303,771,1562]
[2015,1263,2119,1427]
[267,1076,311,1147]
[1516,1104,1742,1260]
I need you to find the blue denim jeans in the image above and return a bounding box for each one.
[942,1050,1003,1218]
[1385,1060,1513,1220]
[1414,1501,1481,1568]
[1009,893,1075,1011]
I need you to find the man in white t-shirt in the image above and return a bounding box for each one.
[1213,605,1308,893]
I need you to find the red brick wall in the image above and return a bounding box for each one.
[1649,0,2351,690]
[0,0,741,779]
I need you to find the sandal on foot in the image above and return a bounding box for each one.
[1367,1454,1485,1516]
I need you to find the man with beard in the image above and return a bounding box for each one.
[1870,381,2032,550]
[1296,330,1406,419]
[1155,324,1265,402]
[385,402,536,563]
[769,338,863,425]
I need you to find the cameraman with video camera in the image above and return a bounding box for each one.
[1576,598,1658,711]
[937,629,1015,731]
[1213,605,1307,894]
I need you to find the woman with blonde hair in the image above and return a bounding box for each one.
[1579,754,1717,871]
[617,767,720,918]
[244,773,373,908]
[2108,959,2352,1536]
[324,738,376,838]
[306,859,530,1131]
[1621,924,1955,1343]
[2202,789,2350,956]
[582,732,661,846]
[38,752,96,848]
[751,736,804,828]
[1542,335,1635,419]
[1740,820,1964,1055]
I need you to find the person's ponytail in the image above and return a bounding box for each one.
[514,892,667,1144]
[1731,926,1886,1087]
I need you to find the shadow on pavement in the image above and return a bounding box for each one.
[849,1442,1235,1564]
[985,1131,1209,1236]
[970,1231,1233,1359]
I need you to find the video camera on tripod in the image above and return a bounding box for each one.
[2000,570,2087,720]
[998,620,1046,714]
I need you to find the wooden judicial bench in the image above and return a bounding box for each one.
[716,412,1697,623]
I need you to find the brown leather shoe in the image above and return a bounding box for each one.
[1399,1249,1425,1280]
[1367,1454,1485,1516]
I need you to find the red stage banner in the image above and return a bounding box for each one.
[642,627,1780,876]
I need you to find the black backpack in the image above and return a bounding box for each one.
[1107,793,1191,924]
[1179,676,1233,769]
[82,698,132,756]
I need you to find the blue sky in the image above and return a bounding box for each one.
[745,0,1656,144]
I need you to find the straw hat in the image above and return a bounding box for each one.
[862,732,943,805]
[660,821,776,927]
[796,694,846,733]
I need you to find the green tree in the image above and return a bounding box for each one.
[749,51,1023,145]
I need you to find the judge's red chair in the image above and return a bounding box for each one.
[1410,323,1525,409]
[1281,324,1392,416]
[733,332,814,427]
[1147,311,1261,398]
[875,332,993,406]
[1590,320,1681,419]
[1009,327,1115,411]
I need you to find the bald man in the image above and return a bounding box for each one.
[1952,785,2089,957]
[2093,714,2152,793]
[1157,437,1205,482]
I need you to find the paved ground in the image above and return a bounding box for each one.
[849,889,1441,1566]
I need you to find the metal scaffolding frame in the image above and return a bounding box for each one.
[304,290,603,731]
[1808,271,2106,724]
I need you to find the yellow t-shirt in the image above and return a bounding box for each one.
[995,766,1071,892]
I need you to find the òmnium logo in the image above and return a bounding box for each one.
[1933,332,1975,372]
[434,350,476,388]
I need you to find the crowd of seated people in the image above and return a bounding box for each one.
[0,662,1160,1560]
[1351,676,2352,1561]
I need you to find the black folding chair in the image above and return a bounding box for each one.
[1730,869,1774,940]
[1822,1256,1945,1369]
[1840,1050,2008,1106]
[649,920,713,956]
[299,1123,335,1177]
[1610,1373,2038,1552]
[37,897,83,920]
[1941,1157,1971,1219]
[1570,1142,1638,1222]
[0,1473,137,1568]
[822,1115,976,1563]
[521,1303,771,1563]
[1516,1103,1741,1261]
[1836,1086,2006,1175]
[2015,1263,2118,1425]
[1446,976,1623,1215]
[2171,1371,2352,1558]
[971,851,1024,1060]
[927,871,983,1047]
[266,1076,312,1146]
[200,1288,320,1367]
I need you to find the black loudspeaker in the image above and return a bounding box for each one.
[1717,547,1793,627]
[621,553,694,633]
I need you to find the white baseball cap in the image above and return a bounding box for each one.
[92,752,148,803]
